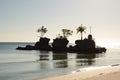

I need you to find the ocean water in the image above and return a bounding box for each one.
[0,42,120,80]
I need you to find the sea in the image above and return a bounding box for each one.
[0,42,120,80]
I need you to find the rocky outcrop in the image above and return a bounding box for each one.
[16,35,107,53]
[52,38,69,52]
[16,37,52,51]
[34,37,52,51]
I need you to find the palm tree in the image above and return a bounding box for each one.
[76,24,86,40]
[37,26,47,37]
[62,29,73,39]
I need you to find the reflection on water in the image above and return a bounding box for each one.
[38,51,104,69]
[76,54,96,66]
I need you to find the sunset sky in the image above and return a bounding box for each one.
[0,0,120,47]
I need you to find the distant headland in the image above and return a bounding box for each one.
[16,25,107,53]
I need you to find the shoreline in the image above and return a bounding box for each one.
[34,64,120,80]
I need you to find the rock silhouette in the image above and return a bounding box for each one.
[68,34,106,53]
[52,38,69,52]
[16,25,107,53]
[34,37,52,51]
[16,34,106,53]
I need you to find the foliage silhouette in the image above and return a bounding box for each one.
[37,26,47,37]
[16,25,107,53]
[76,24,86,40]
[62,29,73,39]
[57,29,73,39]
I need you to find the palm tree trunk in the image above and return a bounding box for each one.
[81,32,83,40]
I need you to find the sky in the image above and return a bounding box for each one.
[0,0,120,47]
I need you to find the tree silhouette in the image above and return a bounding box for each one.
[62,29,73,38]
[37,26,47,37]
[57,29,73,39]
[76,24,86,40]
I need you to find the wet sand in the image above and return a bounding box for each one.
[35,64,120,80]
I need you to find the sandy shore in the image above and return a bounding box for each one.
[35,64,120,80]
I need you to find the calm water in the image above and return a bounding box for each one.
[0,42,120,80]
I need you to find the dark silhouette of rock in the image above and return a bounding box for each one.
[52,38,69,52]
[16,35,107,53]
[34,37,52,51]
[75,34,95,48]
[16,37,52,51]
[26,45,34,50]
[68,34,106,53]
[16,34,106,53]
[16,45,34,50]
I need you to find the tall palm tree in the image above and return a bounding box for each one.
[76,24,86,40]
[62,29,73,39]
[37,26,47,37]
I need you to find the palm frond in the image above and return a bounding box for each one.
[76,25,86,34]
[37,26,48,37]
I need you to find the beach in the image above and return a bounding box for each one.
[35,64,120,80]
